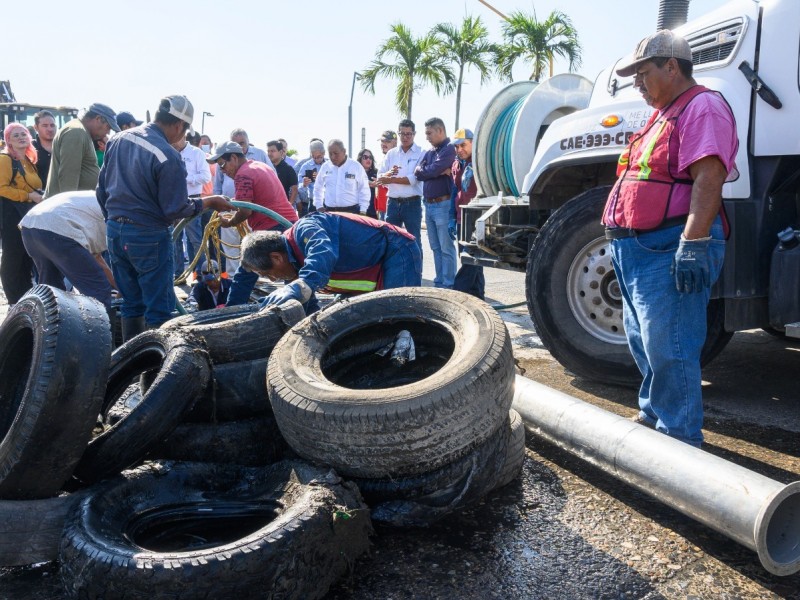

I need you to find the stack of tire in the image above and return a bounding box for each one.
[267,287,526,527]
[0,287,373,600]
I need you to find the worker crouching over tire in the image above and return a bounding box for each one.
[240,211,422,314]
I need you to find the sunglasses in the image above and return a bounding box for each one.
[361,155,373,160]
[217,160,227,169]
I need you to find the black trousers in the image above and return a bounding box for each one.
[0,198,35,304]
[453,223,485,300]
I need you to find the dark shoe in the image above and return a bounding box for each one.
[121,316,147,343]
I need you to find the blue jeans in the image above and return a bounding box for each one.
[386,198,422,259]
[107,220,175,326]
[609,219,725,447]
[424,200,457,288]
[21,227,112,309]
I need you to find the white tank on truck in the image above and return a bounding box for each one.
[461,0,800,386]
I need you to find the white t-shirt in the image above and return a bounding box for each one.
[20,190,107,254]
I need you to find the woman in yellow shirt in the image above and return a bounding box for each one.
[1,122,43,304]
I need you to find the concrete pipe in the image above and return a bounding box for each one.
[512,375,800,576]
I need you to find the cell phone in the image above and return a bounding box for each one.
[305,169,317,181]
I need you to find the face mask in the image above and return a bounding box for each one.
[201,273,217,283]
[201,144,210,153]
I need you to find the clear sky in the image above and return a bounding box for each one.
[10,0,729,155]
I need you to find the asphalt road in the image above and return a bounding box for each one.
[1,232,799,599]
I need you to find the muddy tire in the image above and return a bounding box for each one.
[353,410,520,506]
[0,491,88,566]
[268,288,515,479]
[73,330,211,484]
[526,187,732,387]
[161,300,305,364]
[148,418,285,466]
[367,411,516,527]
[184,358,270,422]
[493,409,526,490]
[0,285,111,499]
[59,460,372,600]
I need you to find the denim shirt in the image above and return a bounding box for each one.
[97,123,201,228]
[415,138,455,199]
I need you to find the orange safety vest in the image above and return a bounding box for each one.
[603,85,722,231]
[285,213,415,295]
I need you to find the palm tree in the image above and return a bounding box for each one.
[432,15,495,130]
[360,23,455,120]
[495,10,582,82]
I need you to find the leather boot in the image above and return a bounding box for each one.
[121,316,147,343]
[106,306,120,349]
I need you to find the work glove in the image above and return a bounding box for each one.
[448,218,457,241]
[259,281,304,310]
[671,236,711,294]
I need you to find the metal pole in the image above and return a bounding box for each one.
[201,111,213,134]
[511,375,800,576]
[348,72,358,155]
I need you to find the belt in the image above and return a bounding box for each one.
[424,195,449,204]
[604,215,688,240]
[111,216,136,224]
[388,195,421,203]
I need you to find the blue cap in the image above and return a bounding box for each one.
[451,128,474,145]
[116,111,143,128]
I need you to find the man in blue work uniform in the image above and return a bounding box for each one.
[415,117,456,288]
[239,212,422,313]
[97,95,234,340]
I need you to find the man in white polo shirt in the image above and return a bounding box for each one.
[313,139,370,214]
[376,118,424,255]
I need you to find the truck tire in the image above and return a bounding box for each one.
[267,288,515,479]
[73,330,211,484]
[526,187,732,387]
[147,418,285,467]
[161,300,305,364]
[59,460,372,600]
[0,285,111,499]
[0,491,87,566]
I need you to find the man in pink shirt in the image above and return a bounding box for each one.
[602,30,738,447]
[207,141,299,305]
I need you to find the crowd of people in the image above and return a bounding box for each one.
[0,95,485,345]
[0,26,739,450]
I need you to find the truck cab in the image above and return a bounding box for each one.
[462,0,800,385]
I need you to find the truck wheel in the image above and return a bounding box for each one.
[59,460,372,600]
[526,187,731,387]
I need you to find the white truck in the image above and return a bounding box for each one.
[462,0,800,386]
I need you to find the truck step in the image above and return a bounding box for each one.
[784,323,800,339]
